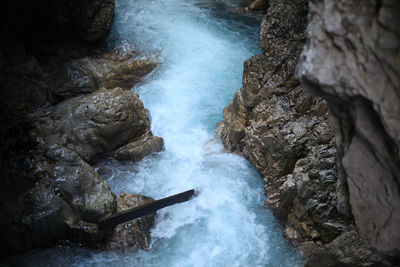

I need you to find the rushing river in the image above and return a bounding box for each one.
[19,0,304,266]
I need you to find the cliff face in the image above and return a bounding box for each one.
[297,0,400,260]
[0,0,162,255]
[219,0,398,265]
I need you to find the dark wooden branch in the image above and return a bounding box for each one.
[98,189,196,231]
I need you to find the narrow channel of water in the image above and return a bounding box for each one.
[20,0,304,266]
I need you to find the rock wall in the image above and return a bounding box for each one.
[0,0,162,255]
[1,0,114,44]
[219,0,397,265]
[297,0,400,261]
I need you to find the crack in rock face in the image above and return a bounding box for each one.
[297,0,400,261]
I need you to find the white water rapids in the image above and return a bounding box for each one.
[20,0,305,266]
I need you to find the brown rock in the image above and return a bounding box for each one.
[114,132,164,162]
[0,144,116,253]
[106,193,155,250]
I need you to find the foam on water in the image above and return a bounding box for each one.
[18,0,305,266]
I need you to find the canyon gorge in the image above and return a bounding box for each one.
[0,0,399,266]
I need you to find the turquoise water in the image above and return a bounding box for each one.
[18,0,304,266]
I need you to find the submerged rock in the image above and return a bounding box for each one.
[106,193,155,250]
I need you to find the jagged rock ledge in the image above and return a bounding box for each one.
[218,0,398,266]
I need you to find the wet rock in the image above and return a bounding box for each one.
[0,0,161,256]
[31,87,161,164]
[51,50,158,101]
[106,193,155,250]
[0,144,116,253]
[0,44,157,115]
[114,132,164,162]
[297,0,400,260]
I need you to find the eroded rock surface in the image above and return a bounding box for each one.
[219,0,393,265]
[297,0,400,261]
[31,87,160,164]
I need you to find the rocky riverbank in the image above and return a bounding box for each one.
[218,0,399,266]
[0,0,162,256]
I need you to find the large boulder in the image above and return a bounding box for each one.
[31,87,162,164]
[218,0,392,265]
[0,144,116,253]
[297,0,400,260]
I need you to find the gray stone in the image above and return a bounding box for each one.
[297,0,400,259]
[218,0,393,265]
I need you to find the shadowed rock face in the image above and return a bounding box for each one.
[31,87,153,164]
[219,0,397,265]
[0,81,163,254]
[1,0,114,44]
[0,0,164,254]
[297,0,400,261]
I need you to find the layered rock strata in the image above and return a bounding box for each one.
[219,0,395,265]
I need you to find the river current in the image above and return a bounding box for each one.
[20,0,304,266]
